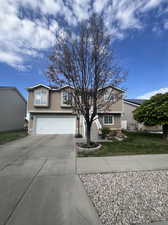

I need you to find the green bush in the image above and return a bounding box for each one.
[101,127,111,139]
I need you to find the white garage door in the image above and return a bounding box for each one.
[36,115,76,134]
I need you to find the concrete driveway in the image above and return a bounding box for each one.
[0,135,101,225]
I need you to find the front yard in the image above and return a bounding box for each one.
[78,131,168,157]
[80,170,168,225]
[0,130,27,145]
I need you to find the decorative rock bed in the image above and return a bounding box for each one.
[76,143,102,152]
[80,170,168,225]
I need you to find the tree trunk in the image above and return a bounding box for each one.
[77,116,80,135]
[86,123,91,146]
[163,124,168,140]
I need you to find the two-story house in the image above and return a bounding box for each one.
[27,84,124,136]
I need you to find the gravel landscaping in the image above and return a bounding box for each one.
[80,170,168,225]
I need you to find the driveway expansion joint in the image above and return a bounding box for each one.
[3,159,47,225]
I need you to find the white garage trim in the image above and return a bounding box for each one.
[35,115,76,134]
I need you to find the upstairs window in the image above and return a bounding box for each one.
[34,88,48,106]
[62,91,72,105]
[104,115,114,125]
[104,93,116,102]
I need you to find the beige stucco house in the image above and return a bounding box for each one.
[27,84,124,136]
[0,87,26,132]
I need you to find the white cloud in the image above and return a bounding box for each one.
[0,0,56,69]
[141,0,164,12]
[111,0,143,30]
[0,0,167,69]
[0,51,23,65]
[137,88,168,99]
[164,21,168,29]
[94,0,109,13]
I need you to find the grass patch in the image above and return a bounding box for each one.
[0,130,27,145]
[78,131,168,157]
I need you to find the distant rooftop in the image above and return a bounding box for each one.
[124,99,146,105]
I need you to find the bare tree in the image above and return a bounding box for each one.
[47,14,125,146]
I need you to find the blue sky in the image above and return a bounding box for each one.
[0,0,168,100]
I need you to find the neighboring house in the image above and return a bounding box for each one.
[122,99,162,131]
[27,84,124,136]
[0,87,26,132]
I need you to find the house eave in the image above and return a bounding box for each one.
[27,84,74,91]
[98,85,125,93]
[27,84,51,91]
[29,111,76,114]
[124,100,140,107]
[98,111,123,114]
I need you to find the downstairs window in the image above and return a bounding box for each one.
[104,115,114,125]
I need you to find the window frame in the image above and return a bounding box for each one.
[34,88,49,107]
[104,93,116,102]
[104,94,109,101]
[61,91,73,106]
[103,115,114,125]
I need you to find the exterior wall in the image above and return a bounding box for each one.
[107,99,123,112]
[98,88,123,113]
[0,88,26,132]
[28,86,123,113]
[123,102,162,131]
[98,114,121,130]
[122,102,139,130]
[97,87,123,130]
[28,115,34,134]
[28,87,73,113]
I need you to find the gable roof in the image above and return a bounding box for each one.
[124,99,146,106]
[27,84,51,90]
[27,84,74,91]
[0,86,26,103]
[99,85,125,93]
[27,84,125,93]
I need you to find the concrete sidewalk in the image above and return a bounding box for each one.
[77,154,168,174]
[141,222,168,225]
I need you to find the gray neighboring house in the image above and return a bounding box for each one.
[122,99,162,131]
[0,87,26,132]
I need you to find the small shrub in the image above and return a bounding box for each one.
[101,127,111,139]
[110,130,116,137]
